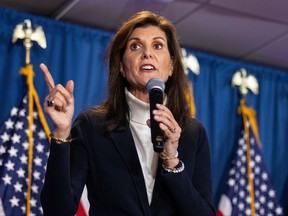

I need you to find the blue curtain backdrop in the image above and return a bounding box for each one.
[1,7,287,213]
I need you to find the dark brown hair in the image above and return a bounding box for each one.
[97,10,190,132]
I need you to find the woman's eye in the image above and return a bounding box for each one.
[130,43,140,51]
[154,43,163,50]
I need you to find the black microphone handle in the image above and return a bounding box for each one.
[149,88,164,153]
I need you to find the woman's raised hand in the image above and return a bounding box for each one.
[40,63,74,139]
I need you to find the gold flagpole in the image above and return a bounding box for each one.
[12,19,47,216]
[232,68,259,216]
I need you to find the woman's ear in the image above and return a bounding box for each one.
[120,62,126,77]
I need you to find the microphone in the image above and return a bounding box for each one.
[146,78,165,153]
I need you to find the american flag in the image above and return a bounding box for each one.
[217,119,283,216]
[0,94,50,216]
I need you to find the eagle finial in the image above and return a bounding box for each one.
[181,48,200,76]
[12,19,47,64]
[231,68,259,97]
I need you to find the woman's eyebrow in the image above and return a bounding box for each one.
[128,36,166,42]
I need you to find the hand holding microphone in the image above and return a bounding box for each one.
[146,78,165,152]
[146,77,181,157]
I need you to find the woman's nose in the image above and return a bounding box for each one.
[141,49,152,59]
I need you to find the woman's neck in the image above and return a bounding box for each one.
[129,89,149,103]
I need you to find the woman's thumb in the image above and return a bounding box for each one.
[66,80,74,94]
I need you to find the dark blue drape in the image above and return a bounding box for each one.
[0,7,113,127]
[1,7,287,213]
[186,49,288,212]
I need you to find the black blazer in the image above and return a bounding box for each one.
[41,108,215,215]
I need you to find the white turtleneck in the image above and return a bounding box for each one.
[125,88,159,205]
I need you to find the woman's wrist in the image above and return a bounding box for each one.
[160,150,179,168]
[160,150,178,160]
[160,149,185,173]
[50,128,72,144]
[163,158,179,169]
[52,128,71,140]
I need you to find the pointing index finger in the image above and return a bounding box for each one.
[40,63,55,92]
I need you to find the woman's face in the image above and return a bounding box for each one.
[121,25,173,98]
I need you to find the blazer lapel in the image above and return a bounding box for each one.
[110,126,151,216]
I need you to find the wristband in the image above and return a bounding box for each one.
[49,134,73,143]
[162,160,185,173]
[160,150,178,160]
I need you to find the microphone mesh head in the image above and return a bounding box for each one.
[146,78,165,92]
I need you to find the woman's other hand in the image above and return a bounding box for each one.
[40,63,74,139]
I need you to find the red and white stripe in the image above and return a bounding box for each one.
[76,186,89,216]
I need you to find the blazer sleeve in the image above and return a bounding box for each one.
[161,119,215,216]
[41,113,89,216]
